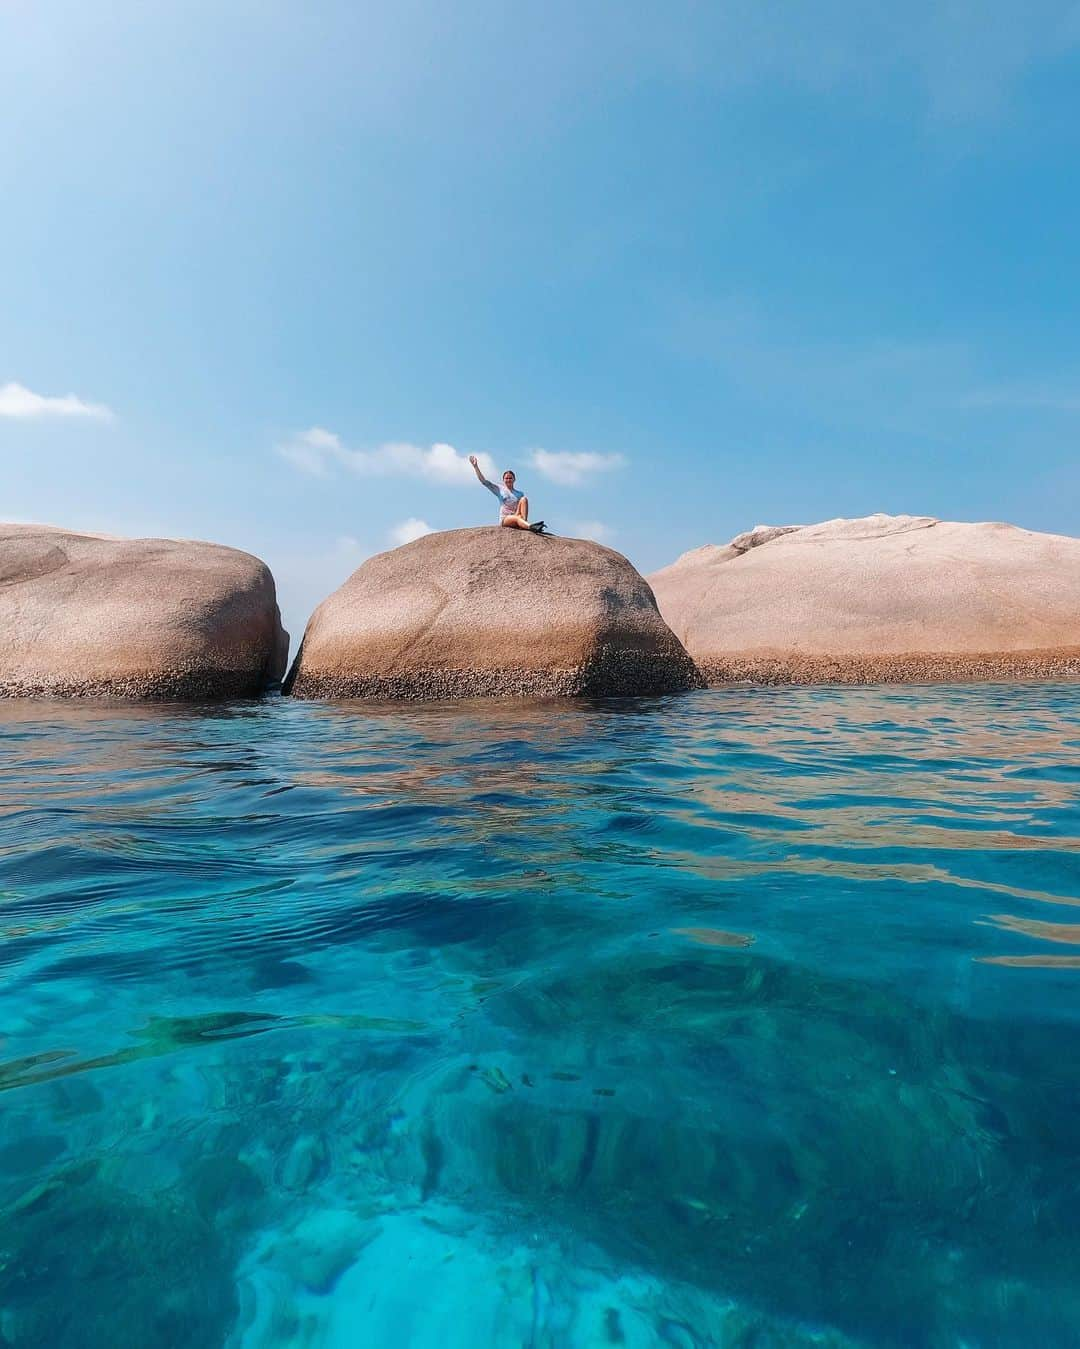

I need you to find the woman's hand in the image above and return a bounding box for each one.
[469,456,478,467]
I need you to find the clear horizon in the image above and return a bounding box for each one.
[5,1,1080,641]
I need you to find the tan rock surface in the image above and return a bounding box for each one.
[0,523,288,698]
[285,527,698,699]
[649,514,1080,684]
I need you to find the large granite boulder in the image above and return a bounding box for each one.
[285,527,698,699]
[0,523,288,698]
[649,514,1080,684]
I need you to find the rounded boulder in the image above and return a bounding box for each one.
[285,527,698,700]
[649,514,1080,684]
[0,523,289,698]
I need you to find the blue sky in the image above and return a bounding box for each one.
[4,0,1080,641]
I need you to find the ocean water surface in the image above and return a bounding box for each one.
[1,685,1079,1347]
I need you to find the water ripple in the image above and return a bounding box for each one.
[1,686,1079,1347]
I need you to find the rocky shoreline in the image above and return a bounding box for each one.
[0,670,288,701]
[286,648,704,701]
[696,649,1080,686]
[3,514,1079,701]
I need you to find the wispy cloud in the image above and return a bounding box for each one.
[273,2,1080,139]
[658,296,987,436]
[0,382,114,421]
[661,295,1080,443]
[277,429,495,484]
[954,381,1080,413]
[660,2,1080,126]
[571,519,616,544]
[389,517,435,545]
[277,426,341,476]
[530,449,626,486]
[908,2,1080,124]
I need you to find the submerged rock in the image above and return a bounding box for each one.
[649,514,1080,684]
[379,946,1080,1346]
[0,1171,237,1348]
[285,527,699,700]
[239,1204,863,1349]
[0,523,288,698]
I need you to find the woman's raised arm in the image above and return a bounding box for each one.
[469,455,495,491]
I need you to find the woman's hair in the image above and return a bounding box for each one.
[503,468,516,478]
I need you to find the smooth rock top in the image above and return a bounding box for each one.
[285,527,698,700]
[649,514,1080,683]
[0,523,288,698]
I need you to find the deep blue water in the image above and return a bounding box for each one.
[1,685,1079,1347]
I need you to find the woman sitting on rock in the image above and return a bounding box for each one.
[469,456,546,533]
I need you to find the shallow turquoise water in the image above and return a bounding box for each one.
[1,685,1079,1347]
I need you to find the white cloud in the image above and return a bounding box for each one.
[277,426,342,476]
[389,517,435,545]
[530,449,627,486]
[305,428,345,450]
[277,428,496,484]
[572,519,616,544]
[0,382,114,421]
[359,441,486,485]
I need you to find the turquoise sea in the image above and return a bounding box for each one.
[1,685,1079,1347]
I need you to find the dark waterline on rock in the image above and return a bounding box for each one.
[1,686,1079,1346]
